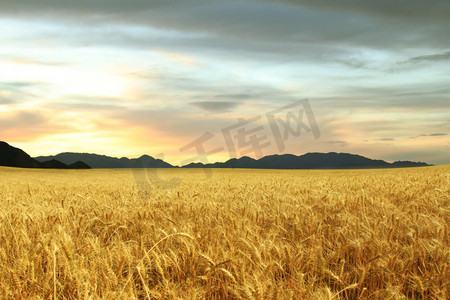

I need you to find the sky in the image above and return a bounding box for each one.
[0,0,449,165]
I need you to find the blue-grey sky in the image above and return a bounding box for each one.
[1,0,449,165]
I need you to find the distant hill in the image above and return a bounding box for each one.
[0,141,41,168]
[182,152,431,169]
[35,151,431,169]
[68,161,92,169]
[0,141,91,169]
[39,159,72,169]
[35,153,174,169]
[390,161,432,168]
[39,159,92,169]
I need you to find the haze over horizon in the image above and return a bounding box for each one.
[1,0,449,165]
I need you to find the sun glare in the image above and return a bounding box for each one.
[0,60,129,97]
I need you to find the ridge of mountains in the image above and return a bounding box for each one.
[35,148,430,170]
[180,153,431,169]
[0,141,431,170]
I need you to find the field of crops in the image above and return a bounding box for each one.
[0,165,448,299]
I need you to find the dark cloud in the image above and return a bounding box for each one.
[2,0,449,56]
[410,133,448,139]
[265,0,450,20]
[408,51,450,63]
[378,138,395,141]
[7,0,449,20]
[428,133,448,136]
[191,101,240,113]
[420,133,448,137]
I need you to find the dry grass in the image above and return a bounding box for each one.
[0,165,448,299]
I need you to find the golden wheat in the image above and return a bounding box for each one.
[0,165,448,299]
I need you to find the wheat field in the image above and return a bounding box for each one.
[0,165,448,299]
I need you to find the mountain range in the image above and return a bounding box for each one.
[34,146,430,170]
[181,153,431,169]
[0,141,432,170]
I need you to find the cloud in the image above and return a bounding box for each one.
[416,133,448,138]
[2,0,449,57]
[47,95,127,111]
[0,111,47,128]
[428,133,448,136]
[406,51,450,63]
[0,56,67,66]
[328,82,450,110]
[192,90,286,104]
[0,81,49,106]
[263,0,450,21]
[113,107,232,140]
[0,81,45,89]
[322,140,348,146]
[0,111,54,141]
[191,101,240,113]
[377,138,395,141]
[0,92,14,104]
[212,94,253,100]
[408,133,448,139]
[7,0,449,20]
[0,98,14,105]
[50,102,125,111]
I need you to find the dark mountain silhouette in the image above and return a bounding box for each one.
[0,141,41,168]
[35,153,174,169]
[0,141,91,169]
[68,161,92,169]
[390,161,431,168]
[38,159,92,169]
[35,151,431,169]
[182,153,430,169]
[39,159,72,169]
